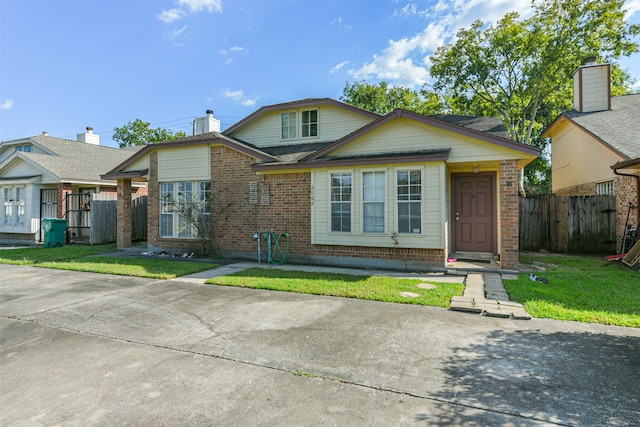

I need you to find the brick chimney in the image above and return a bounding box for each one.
[77,126,100,145]
[573,59,611,113]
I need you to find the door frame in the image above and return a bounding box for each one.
[450,172,498,254]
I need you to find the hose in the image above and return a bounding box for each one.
[266,231,290,264]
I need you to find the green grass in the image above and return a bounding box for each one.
[38,257,219,279]
[504,253,640,328]
[0,244,118,264]
[207,268,464,307]
[0,244,218,279]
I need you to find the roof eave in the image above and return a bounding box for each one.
[224,98,381,135]
[305,109,540,161]
[252,151,451,172]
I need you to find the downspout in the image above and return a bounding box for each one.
[612,167,640,236]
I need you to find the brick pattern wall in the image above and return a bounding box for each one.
[57,183,73,218]
[554,182,596,196]
[615,175,639,250]
[116,179,132,248]
[148,145,446,266]
[500,160,519,269]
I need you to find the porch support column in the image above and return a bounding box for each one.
[500,160,519,269]
[117,178,132,249]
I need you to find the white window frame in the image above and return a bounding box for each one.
[301,109,318,138]
[160,180,211,238]
[280,109,319,140]
[362,170,386,233]
[396,169,423,234]
[281,112,297,140]
[2,185,26,226]
[330,172,352,233]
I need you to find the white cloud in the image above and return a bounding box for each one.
[0,99,13,110]
[330,61,349,74]
[625,0,640,18]
[179,0,223,13]
[158,0,222,23]
[349,0,533,87]
[158,8,184,24]
[167,25,188,40]
[331,16,353,31]
[222,89,258,106]
[219,46,247,64]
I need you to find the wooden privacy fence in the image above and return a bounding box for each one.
[519,195,616,254]
[89,195,148,245]
[132,196,148,241]
[90,198,117,245]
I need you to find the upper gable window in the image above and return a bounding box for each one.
[301,110,318,137]
[14,145,32,152]
[281,109,319,140]
[281,113,297,139]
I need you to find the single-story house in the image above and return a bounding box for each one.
[103,100,539,270]
[0,128,146,244]
[542,61,640,250]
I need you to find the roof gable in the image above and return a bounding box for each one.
[543,93,640,159]
[305,109,540,161]
[223,98,380,136]
[102,131,278,179]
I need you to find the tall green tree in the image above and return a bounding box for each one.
[340,81,444,115]
[429,0,639,195]
[113,119,187,148]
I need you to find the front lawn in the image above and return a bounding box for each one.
[207,268,464,308]
[0,244,117,264]
[505,253,640,328]
[0,244,219,279]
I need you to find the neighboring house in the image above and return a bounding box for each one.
[103,100,539,270]
[0,128,146,245]
[542,62,640,250]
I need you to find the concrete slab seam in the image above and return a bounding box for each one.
[2,315,562,426]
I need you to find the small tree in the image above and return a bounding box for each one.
[114,119,187,148]
[162,185,233,257]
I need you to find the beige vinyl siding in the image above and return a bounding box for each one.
[574,64,609,113]
[331,118,525,163]
[551,123,623,192]
[311,163,445,249]
[123,156,150,173]
[229,105,375,148]
[158,146,210,182]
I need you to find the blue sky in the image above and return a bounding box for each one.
[1,0,639,148]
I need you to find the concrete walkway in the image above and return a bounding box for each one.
[450,273,531,319]
[175,261,531,320]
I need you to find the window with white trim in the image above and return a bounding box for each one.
[331,173,352,232]
[301,110,318,137]
[281,109,319,140]
[397,170,422,234]
[281,113,297,139]
[160,180,211,238]
[2,186,26,226]
[363,171,385,233]
[596,180,614,196]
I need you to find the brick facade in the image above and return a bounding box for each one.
[116,179,132,248]
[499,160,520,269]
[142,145,471,269]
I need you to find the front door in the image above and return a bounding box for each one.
[452,173,497,253]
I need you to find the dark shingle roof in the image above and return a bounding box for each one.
[561,93,640,158]
[428,115,511,139]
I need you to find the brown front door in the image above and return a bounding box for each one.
[452,173,497,253]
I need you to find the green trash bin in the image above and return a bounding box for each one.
[43,218,68,248]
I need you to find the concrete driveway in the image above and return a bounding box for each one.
[1,264,639,426]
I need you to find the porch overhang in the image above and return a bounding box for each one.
[100,169,149,182]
